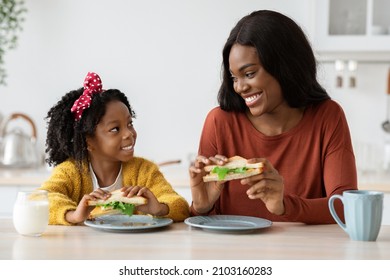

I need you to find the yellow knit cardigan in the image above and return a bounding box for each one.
[39,157,189,225]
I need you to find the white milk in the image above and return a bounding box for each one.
[13,192,49,237]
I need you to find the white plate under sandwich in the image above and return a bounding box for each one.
[184,215,272,233]
[84,215,173,232]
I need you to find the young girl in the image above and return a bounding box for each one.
[40,72,189,225]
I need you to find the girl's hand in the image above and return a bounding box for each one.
[121,186,168,217]
[189,154,228,214]
[66,189,111,224]
[241,158,285,215]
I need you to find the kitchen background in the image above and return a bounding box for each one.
[1,0,390,185]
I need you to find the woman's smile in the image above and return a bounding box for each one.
[244,93,262,107]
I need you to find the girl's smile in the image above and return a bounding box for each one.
[121,145,134,151]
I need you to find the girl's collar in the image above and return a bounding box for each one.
[89,162,123,189]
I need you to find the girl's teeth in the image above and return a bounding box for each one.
[122,145,133,150]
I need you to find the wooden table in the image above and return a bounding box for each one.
[1,218,390,260]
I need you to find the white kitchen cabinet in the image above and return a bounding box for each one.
[313,0,390,59]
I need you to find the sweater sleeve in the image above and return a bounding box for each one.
[279,103,357,223]
[124,159,190,222]
[38,161,90,225]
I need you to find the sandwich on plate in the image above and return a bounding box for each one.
[203,156,264,182]
[87,189,147,219]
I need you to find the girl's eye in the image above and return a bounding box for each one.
[128,122,133,128]
[110,127,119,132]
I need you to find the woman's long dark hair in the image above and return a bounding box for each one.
[218,10,330,112]
[45,89,135,167]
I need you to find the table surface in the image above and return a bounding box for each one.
[1,217,390,260]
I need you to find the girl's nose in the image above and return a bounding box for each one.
[123,128,135,140]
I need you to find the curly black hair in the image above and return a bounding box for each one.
[218,10,330,112]
[45,88,135,168]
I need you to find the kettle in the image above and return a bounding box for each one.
[0,113,41,168]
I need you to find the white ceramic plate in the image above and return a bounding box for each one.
[84,215,173,232]
[184,215,272,233]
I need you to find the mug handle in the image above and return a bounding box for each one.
[328,195,347,232]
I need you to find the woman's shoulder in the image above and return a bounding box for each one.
[205,106,242,121]
[207,106,232,116]
[312,99,345,115]
[304,100,349,132]
[306,99,347,124]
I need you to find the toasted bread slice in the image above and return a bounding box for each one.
[87,189,147,206]
[88,208,123,219]
[203,156,264,182]
[87,189,147,219]
[204,156,263,172]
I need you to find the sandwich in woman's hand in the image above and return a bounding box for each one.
[87,189,147,219]
[203,156,264,182]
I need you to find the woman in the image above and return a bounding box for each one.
[189,10,357,224]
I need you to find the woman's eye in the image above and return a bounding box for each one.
[231,76,238,82]
[246,72,255,78]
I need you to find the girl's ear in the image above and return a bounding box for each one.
[86,137,94,152]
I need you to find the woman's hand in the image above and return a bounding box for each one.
[66,189,110,224]
[121,186,168,217]
[241,158,285,215]
[189,154,228,214]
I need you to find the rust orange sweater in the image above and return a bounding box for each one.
[192,100,357,224]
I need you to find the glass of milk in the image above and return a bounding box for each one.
[13,190,49,237]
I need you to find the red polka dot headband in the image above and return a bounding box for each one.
[71,72,103,121]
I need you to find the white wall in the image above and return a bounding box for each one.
[1,0,389,176]
[0,0,311,164]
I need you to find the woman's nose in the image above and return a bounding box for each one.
[235,79,249,93]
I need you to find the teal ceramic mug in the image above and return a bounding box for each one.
[328,190,383,241]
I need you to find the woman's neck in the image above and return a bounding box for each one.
[247,106,305,136]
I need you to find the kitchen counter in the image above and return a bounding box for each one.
[0,166,52,186]
[0,165,389,192]
[0,165,190,188]
[0,217,389,259]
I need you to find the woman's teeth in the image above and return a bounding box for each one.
[245,94,261,103]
